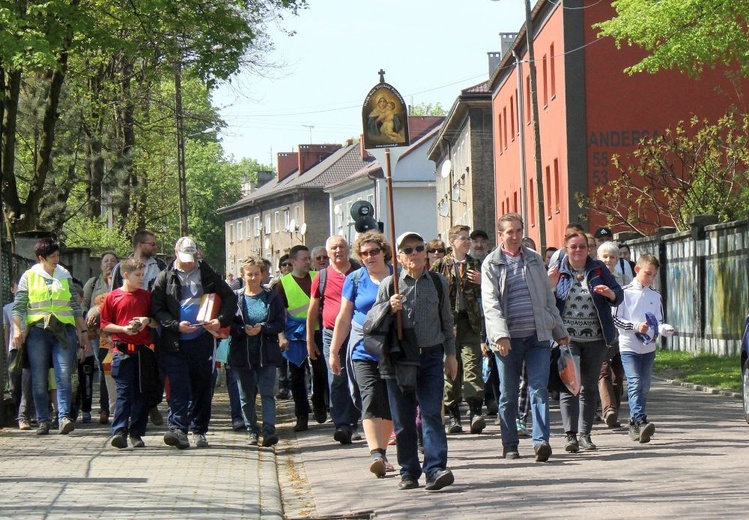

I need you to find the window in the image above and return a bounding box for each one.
[229,224,234,244]
[510,95,515,139]
[525,76,531,124]
[545,165,552,212]
[554,158,561,212]
[253,216,261,237]
[513,191,518,213]
[529,180,535,226]
[497,113,503,153]
[264,214,271,234]
[246,218,251,239]
[503,107,508,149]
[515,88,520,134]
[283,209,290,231]
[274,211,280,233]
[550,44,556,99]
[542,54,548,107]
[236,220,243,242]
[347,201,354,222]
[367,193,374,205]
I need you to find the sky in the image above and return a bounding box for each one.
[212,0,527,166]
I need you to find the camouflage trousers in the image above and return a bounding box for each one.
[443,312,484,408]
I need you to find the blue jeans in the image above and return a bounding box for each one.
[225,366,242,422]
[91,337,110,414]
[495,334,551,447]
[620,350,656,424]
[322,328,359,429]
[111,351,149,437]
[26,325,77,424]
[235,364,277,435]
[157,333,214,434]
[386,346,447,480]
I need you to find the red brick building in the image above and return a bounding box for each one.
[489,0,746,248]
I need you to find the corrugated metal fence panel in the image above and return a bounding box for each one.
[664,236,698,353]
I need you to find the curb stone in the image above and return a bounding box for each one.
[653,376,742,399]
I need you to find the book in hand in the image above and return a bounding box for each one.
[196,293,230,339]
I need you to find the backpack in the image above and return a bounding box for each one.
[317,261,362,307]
[385,270,445,330]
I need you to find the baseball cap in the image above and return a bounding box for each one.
[470,229,489,240]
[396,231,424,250]
[594,227,613,239]
[175,237,197,262]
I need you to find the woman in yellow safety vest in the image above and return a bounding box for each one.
[11,237,90,436]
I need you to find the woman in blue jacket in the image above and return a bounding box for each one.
[229,256,286,448]
[549,231,623,453]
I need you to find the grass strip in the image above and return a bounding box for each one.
[653,349,741,393]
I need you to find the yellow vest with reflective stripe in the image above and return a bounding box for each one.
[26,271,75,326]
[280,271,317,318]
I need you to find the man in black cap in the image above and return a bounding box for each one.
[469,229,490,262]
[594,227,614,247]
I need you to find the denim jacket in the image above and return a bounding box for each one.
[554,257,624,346]
[229,288,286,368]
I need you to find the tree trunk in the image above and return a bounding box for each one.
[1,69,22,243]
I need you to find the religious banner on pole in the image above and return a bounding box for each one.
[362,70,410,150]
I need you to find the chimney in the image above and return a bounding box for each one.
[277,152,299,182]
[500,33,517,59]
[360,135,368,160]
[298,144,342,175]
[487,51,501,76]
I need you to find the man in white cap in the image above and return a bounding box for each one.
[151,237,237,449]
[377,231,457,492]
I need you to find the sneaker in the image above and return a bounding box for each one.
[565,433,580,453]
[82,412,92,424]
[604,410,620,428]
[425,468,454,491]
[534,441,552,462]
[36,422,51,436]
[262,433,279,447]
[398,475,419,490]
[628,421,641,442]
[192,432,209,448]
[369,457,386,478]
[232,419,245,431]
[164,430,190,449]
[247,432,259,446]
[99,411,110,424]
[149,407,164,426]
[578,434,597,450]
[111,432,128,449]
[275,389,290,400]
[333,426,353,445]
[18,420,31,431]
[59,417,75,435]
[639,422,656,444]
[129,435,146,448]
[447,416,462,434]
[470,414,486,434]
[51,417,59,430]
[351,427,362,441]
[502,444,520,460]
[516,419,530,437]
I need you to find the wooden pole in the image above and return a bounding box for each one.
[384,148,402,339]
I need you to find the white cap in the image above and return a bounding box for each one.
[175,237,197,262]
[396,231,424,250]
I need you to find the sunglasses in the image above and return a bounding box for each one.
[400,245,426,255]
[315,256,329,261]
[429,248,446,254]
[359,248,381,258]
[280,262,291,267]
[141,242,156,246]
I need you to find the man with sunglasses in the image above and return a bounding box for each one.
[378,231,457,491]
[482,213,569,462]
[311,246,330,271]
[430,225,486,435]
[307,235,360,444]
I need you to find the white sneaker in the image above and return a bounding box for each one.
[193,432,209,448]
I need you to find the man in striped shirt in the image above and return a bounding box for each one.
[481,213,569,462]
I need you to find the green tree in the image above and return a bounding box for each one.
[577,111,749,235]
[408,102,446,117]
[595,0,749,77]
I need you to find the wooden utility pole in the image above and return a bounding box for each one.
[175,58,189,236]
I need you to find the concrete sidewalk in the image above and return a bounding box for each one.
[0,389,283,519]
[278,380,749,519]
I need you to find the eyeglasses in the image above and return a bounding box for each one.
[429,248,446,254]
[359,248,381,258]
[141,242,156,247]
[567,245,588,251]
[280,262,291,268]
[400,245,426,255]
[315,256,329,261]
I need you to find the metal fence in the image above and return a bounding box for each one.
[627,216,749,355]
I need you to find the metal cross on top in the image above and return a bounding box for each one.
[378,69,386,83]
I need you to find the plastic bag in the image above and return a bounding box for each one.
[557,344,581,396]
[482,356,491,384]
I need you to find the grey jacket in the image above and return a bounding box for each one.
[481,244,567,345]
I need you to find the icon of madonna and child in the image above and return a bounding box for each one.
[362,87,409,149]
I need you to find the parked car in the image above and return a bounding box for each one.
[741,315,749,424]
